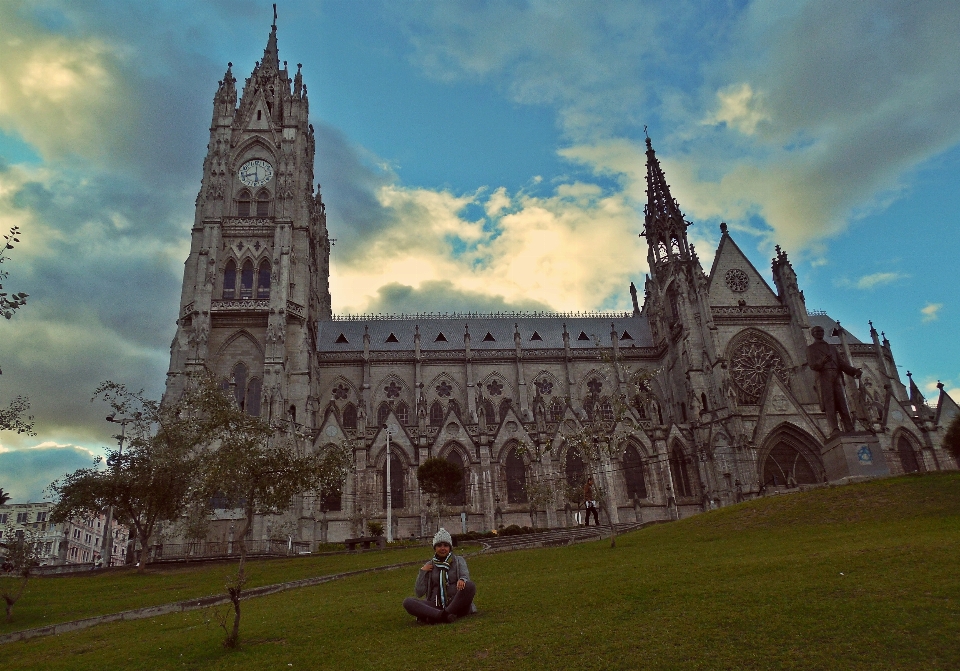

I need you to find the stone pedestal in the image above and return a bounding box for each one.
[821,432,889,481]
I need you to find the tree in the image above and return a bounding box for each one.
[0,395,34,435]
[0,226,28,322]
[416,457,464,532]
[50,382,202,573]
[518,341,654,548]
[0,227,34,436]
[187,376,352,648]
[1,532,41,622]
[944,415,960,461]
[522,475,555,529]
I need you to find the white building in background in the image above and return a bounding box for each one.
[0,502,130,567]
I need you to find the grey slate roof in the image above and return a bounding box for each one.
[807,313,863,345]
[316,314,653,353]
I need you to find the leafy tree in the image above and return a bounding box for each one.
[0,226,28,322]
[416,457,464,531]
[50,382,203,573]
[0,227,34,436]
[187,376,352,648]
[517,341,654,548]
[1,532,40,622]
[0,395,34,435]
[522,475,555,529]
[944,415,960,461]
[0,488,10,505]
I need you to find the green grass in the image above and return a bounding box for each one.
[4,473,960,670]
[0,546,429,635]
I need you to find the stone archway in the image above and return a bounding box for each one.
[758,423,825,487]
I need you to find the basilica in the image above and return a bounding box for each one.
[164,20,959,545]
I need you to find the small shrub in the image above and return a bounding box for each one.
[366,521,384,537]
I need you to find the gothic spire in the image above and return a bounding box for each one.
[642,136,692,267]
[261,5,280,74]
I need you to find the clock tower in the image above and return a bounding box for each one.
[165,14,331,428]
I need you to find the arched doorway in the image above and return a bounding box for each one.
[759,424,825,487]
[896,434,920,474]
[623,443,647,500]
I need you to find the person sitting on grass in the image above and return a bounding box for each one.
[402,528,477,624]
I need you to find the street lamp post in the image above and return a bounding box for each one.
[101,412,132,567]
[384,424,394,544]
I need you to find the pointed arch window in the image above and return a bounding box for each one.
[239,260,254,299]
[246,377,262,416]
[445,451,466,506]
[237,190,252,218]
[549,398,566,423]
[396,402,409,426]
[448,399,461,419]
[430,401,444,427]
[255,189,271,217]
[222,260,237,299]
[499,398,512,420]
[377,402,391,427]
[633,396,648,420]
[600,399,615,421]
[232,363,248,411]
[321,481,342,512]
[257,260,271,299]
[564,448,585,489]
[482,400,496,426]
[623,444,647,500]
[669,445,693,498]
[505,449,527,504]
[382,454,404,509]
[342,403,357,430]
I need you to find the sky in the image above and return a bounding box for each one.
[0,0,958,503]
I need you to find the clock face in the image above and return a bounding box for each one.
[238,159,274,188]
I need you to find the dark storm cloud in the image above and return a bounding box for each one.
[361,280,552,315]
[314,121,398,256]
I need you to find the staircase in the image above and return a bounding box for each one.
[478,521,662,553]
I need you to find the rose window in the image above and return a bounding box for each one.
[486,379,503,396]
[535,378,554,396]
[384,381,401,399]
[587,378,603,396]
[730,334,787,404]
[331,383,349,400]
[435,381,452,398]
[724,268,749,293]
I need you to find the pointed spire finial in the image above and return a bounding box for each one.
[273,3,278,28]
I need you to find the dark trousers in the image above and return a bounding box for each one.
[403,581,476,623]
[584,505,599,526]
[821,370,854,433]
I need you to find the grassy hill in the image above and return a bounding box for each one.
[4,473,959,670]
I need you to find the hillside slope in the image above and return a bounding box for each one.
[6,473,960,670]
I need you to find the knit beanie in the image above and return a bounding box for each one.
[433,527,453,548]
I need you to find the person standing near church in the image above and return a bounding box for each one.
[402,528,477,624]
[583,477,600,526]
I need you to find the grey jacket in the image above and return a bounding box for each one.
[414,554,477,613]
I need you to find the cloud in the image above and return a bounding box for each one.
[703,83,769,135]
[329,157,647,315]
[397,0,960,256]
[833,271,908,290]
[0,443,99,504]
[921,303,942,323]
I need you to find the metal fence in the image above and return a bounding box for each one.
[152,539,311,560]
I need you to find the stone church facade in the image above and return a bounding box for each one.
[165,21,959,545]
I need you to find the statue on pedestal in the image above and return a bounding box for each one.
[807,325,862,435]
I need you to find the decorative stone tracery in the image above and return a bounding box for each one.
[730,332,788,404]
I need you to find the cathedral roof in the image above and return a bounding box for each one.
[807,313,864,345]
[316,314,653,352]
